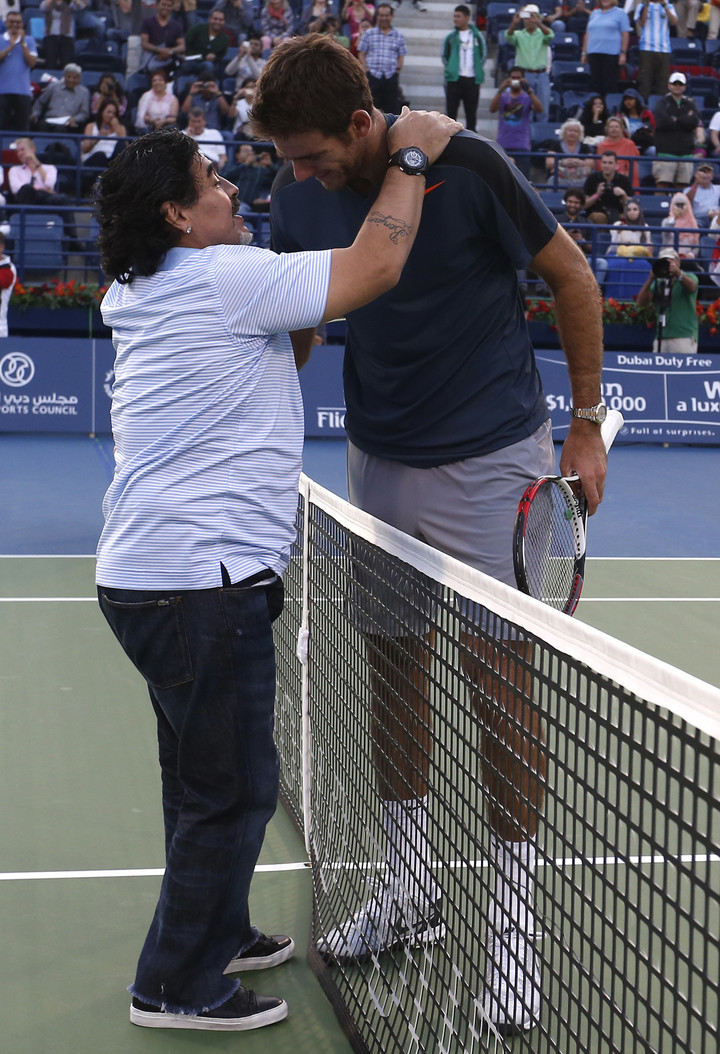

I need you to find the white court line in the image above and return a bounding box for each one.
[0,863,310,881]
[581,597,720,603]
[0,554,97,559]
[5,599,720,606]
[3,852,718,883]
[0,597,97,602]
[1,555,718,562]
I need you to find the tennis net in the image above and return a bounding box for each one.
[274,474,720,1054]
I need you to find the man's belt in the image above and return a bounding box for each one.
[526,68,547,73]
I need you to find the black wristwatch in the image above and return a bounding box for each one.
[571,402,607,424]
[387,147,430,177]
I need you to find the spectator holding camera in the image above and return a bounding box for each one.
[636,246,698,354]
[229,76,256,137]
[180,75,230,129]
[489,66,543,176]
[661,190,699,257]
[583,149,632,223]
[634,0,677,101]
[504,4,554,119]
[225,37,266,92]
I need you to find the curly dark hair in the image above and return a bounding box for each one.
[250,33,374,140]
[93,129,200,283]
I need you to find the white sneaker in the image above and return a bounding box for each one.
[483,926,541,1035]
[317,879,445,963]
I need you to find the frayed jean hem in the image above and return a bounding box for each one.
[128,978,240,1016]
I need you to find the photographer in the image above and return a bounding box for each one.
[637,246,698,354]
[229,76,256,137]
[505,4,554,118]
[180,75,230,129]
[489,65,543,176]
[583,149,632,223]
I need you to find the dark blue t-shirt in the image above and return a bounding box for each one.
[270,129,557,467]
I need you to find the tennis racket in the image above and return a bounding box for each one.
[513,409,624,616]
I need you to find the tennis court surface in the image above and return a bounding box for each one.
[1,435,718,1054]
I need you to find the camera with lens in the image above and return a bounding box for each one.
[652,257,671,279]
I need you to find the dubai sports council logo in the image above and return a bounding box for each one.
[0,352,35,387]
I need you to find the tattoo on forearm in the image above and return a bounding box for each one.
[366,210,414,245]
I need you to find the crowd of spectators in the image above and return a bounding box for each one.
[488,0,720,299]
[3,0,720,303]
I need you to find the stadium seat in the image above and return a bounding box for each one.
[670,38,705,63]
[602,256,652,299]
[8,213,65,273]
[22,6,41,31]
[638,195,672,221]
[487,2,520,42]
[552,33,581,62]
[540,189,568,212]
[687,75,720,105]
[550,61,591,95]
[561,89,590,119]
[604,92,625,113]
[531,120,560,147]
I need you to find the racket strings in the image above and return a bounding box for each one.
[522,484,583,609]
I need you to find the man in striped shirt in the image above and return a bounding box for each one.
[635,0,678,100]
[94,112,459,1034]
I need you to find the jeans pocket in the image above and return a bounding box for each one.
[99,593,193,690]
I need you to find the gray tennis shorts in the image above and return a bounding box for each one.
[346,421,556,635]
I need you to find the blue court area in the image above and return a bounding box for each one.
[1,433,717,558]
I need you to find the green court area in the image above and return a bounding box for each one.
[579,557,720,688]
[1,553,718,1053]
[0,556,350,1054]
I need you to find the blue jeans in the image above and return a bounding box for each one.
[524,70,550,122]
[98,572,284,1013]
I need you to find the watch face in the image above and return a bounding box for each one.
[402,147,427,171]
[595,403,608,423]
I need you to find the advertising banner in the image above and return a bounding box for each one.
[0,338,93,432]
[536,350,720,445]
[2,338,719,445]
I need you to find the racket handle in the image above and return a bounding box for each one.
[600,409,624,453]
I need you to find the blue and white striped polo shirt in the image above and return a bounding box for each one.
[96,243,331,590]
[637,2,676,52]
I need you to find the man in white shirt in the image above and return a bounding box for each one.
[8,136,60,201]
[94,113,459,1033]
[8,137,79,243]
[441,4,486,133]
[182,107,227,168]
